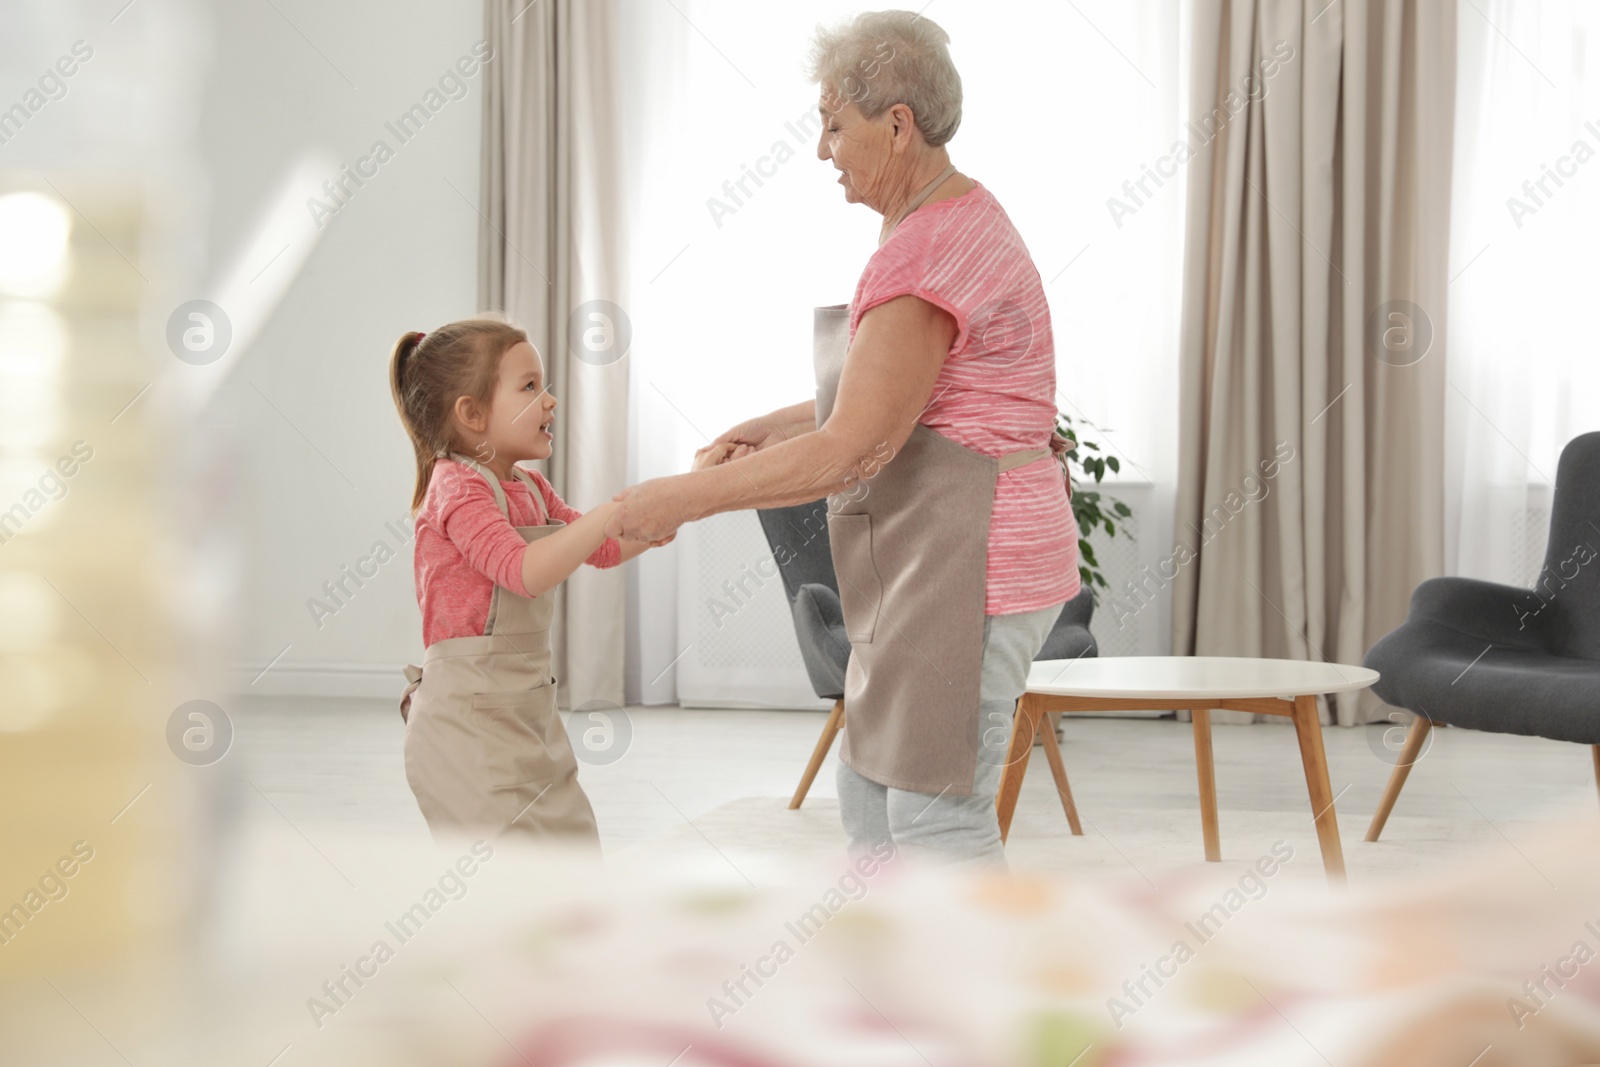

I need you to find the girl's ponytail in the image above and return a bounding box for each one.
[390,331,435,513]
[388,319,528,514]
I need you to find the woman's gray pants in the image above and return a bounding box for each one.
[835,600,1066,869]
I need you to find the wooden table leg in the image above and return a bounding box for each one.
[1036,710,1083,836]
[995,693,1041,845]
[1291,693,1347,885]
[789,698,843,810]
[1192,708,1220,862]
[1365,715,1433,841]
[1591,745,1599,811]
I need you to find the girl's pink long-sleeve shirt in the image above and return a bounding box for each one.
[412,458,621,647]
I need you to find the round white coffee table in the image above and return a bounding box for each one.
[995,656,1380,884]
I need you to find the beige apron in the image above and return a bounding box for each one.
[818,163,1051,796]
[399,453,599,846]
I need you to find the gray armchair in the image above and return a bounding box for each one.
[757,498,1099,807]
[1363,430,1600,840]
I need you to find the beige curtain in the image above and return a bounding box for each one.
[480,0,629,709]
[1171,0,1456,725]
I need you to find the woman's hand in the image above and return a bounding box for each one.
[607,478,689,544]
[691,401,816,469]
[710,402,815,455]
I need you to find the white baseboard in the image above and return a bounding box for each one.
[227,661,404,701]
[225,661,761,709]
[677,696,835,712]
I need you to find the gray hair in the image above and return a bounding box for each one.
[804,10,963,148]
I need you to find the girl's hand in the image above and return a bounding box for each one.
[691,441,753,470]
[709,414,792,457]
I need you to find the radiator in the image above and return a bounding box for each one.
[675,509,828,709]
[1509,485,1554,589]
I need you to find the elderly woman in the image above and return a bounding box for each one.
[607,10,1079,866]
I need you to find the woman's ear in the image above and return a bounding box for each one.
[890,102,915,144]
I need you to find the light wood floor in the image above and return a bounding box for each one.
[224,697,1598,862]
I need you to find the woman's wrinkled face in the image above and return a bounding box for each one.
[817,93,890,208]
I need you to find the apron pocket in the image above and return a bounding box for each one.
[829,512,882,643]
[470,683,577,788]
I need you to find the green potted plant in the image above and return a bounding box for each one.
[1053,411,1133,602]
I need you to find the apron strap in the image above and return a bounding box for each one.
[445,452,511,518]
[440,454,549,637]
[507,466,549,525]
[444,453,550,525]
[398,661,423,723]
[997,448,1049,473]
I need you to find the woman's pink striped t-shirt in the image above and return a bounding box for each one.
[848,179,1080,615]
[413,458,621,647]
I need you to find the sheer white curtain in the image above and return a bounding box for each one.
[615,1,1187,703]
[1448,0,1600,585]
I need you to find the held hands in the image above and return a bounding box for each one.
[606,481,685,545]
[607,417,779,544]
[700,413,789,463]
[590,498,675,548]
[691,440,754,470]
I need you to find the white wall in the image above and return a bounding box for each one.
[212,0,1188,703]
[616,0,1187,704]
[203,0,483,695]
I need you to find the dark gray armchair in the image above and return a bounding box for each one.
[1363,430,1600,840]
[757,498,1099,807]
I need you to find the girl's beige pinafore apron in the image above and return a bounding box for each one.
[399,454,599,846]
[816,164,1053,797]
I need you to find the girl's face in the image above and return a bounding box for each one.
[481,341,555,465]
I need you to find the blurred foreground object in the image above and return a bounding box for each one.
[16,813,1585,1067]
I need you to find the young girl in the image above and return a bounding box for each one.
[389,316,664,846]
